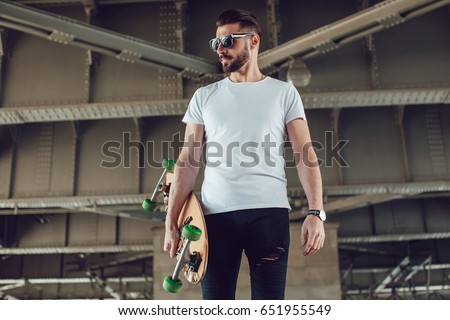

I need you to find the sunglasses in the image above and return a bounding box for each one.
[209,33,254,52]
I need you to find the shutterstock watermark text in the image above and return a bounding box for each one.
[100,131,349,169]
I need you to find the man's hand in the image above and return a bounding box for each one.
[301,215,325,256]
[164,225,181,259]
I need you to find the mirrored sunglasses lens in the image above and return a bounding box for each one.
[222,35,233,48]
[210,38,219,52]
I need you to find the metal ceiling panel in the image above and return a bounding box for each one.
[339,107,406,184]
[75,119,140,196]
[374,7,450,88]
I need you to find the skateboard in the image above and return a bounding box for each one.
[142,158,208,293]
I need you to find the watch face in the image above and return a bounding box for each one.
[319,210,327,221]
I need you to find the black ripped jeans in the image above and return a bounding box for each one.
[201,208,290,300]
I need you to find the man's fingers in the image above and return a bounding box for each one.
[303,230,324,256]
[303,234,314,256]
[301,224,314,255]
[311,233,322,254]
[311,233,326,254]
[170,243,178,259]
[163,235,170,253]
[164,240,177,258]
[304,237,316,255]
[319,236,325,250]
[163,228,180,259]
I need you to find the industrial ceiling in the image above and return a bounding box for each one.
[0,0,449,299]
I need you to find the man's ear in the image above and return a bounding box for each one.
[251,34,260,49]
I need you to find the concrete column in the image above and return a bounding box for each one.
[152,222,340,300]
[285,221,340,299]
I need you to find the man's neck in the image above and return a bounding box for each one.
[229,65,265,83]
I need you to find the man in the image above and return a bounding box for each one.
[164,9,325,300]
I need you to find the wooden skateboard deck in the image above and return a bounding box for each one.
[165,172,208,284]
[142,158,208,292]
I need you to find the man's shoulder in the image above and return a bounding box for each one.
[196,78,227,95]
[264,76,294,91]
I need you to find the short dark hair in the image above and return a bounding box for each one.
[216,9,262,38]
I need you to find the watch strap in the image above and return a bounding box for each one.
[307,209,321,216]
[307,209,326,221]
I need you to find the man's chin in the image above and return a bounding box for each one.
[221,61,230,71]
[222,62,241,73]
[222,64,232,73]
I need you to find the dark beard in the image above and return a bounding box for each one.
[221,46,250,73]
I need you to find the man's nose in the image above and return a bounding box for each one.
[217,43,227,55]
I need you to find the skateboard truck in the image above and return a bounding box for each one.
[142,158,175,212]
[187,252,202,273]
[163,224,202,293]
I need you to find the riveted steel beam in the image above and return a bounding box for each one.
[323,193,406,214]
[0,276,151,285]
[89,273,122,299]
[1,88,449,124]
[88,252,153,270]
[301,87,450,109]
[258,0,450,69]
[15,0,173,5]
[289,180,450,198]
[0,0,219,76]
[346,284,450,296]
[0,276,152,299]
[0,99,190,124]
[374,256,410,293]
[339,243,404,255]
[0,244,153,254]
[1,181,449,212]
[344,263,450,274]
[339,232,450,243]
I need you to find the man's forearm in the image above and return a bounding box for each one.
[298,160,323,210]
[165,123,204,229]
[286,119,323,210]
[165,161,199,228]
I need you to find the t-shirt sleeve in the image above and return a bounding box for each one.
[284,85,307,124]
[182,88,204,125]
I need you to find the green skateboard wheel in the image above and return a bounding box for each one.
[142,199,157,212]
[163,276,182,293]
[182,224,202,241]
[162,158,176,173]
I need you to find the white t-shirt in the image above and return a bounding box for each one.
[182,76,306,215]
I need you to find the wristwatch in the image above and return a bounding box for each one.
[307,209,326,221]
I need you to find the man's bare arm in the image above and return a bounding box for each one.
[164,123,205,258]
[286,118,325,256]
